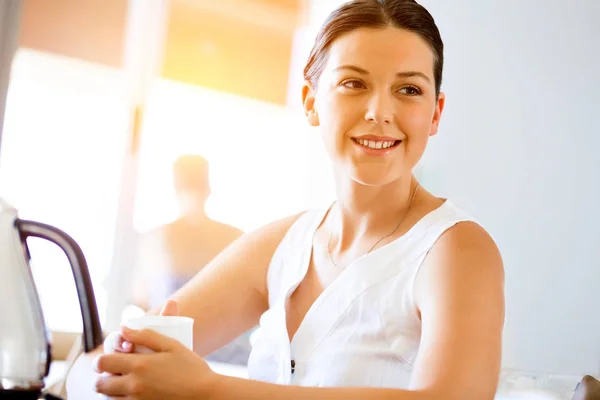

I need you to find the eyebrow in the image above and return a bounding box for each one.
[332,65,431,83]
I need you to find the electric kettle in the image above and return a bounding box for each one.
[0,198,103,399]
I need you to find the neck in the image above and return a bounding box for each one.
[329,174,419,254]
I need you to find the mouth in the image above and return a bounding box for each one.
[351,137,402,151]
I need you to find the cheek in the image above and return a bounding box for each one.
[397,103,433,133]
[323,96,356,127]
[318,99,358,149]
[397,105,435,159]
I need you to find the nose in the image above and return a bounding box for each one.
[365,92,394,125]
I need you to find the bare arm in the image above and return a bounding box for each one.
[167,213,301,355]
[66,213,303,397]
[409,221,505,399]
[203,221,505,400]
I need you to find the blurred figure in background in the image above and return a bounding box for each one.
[132,154,250,364]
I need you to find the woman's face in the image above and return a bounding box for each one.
[303,27,445,187]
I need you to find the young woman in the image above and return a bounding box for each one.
[70,1,505,398]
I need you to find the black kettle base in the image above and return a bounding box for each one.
[0,389,40,399]
[0,390,62,399]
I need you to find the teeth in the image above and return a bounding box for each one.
[356,139,396,149]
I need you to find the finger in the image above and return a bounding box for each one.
[104,331,120,354]
[94,352,136,375]
[160,299,179,316]
[104,331,133,354]
[95,373,140,397]
[121,326,180,353]
[121,340,133,352]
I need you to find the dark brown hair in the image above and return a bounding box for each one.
[303,0,444,97]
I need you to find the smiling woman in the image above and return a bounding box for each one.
[302,22,444,189]
[68,1,505,399]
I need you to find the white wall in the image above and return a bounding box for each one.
[302,0,600,377]
[418,0,600,377]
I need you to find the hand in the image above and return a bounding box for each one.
[573,375,600,400]
[93,300,219,399]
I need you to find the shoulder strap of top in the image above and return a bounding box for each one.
[266,206,330,306]
[399,200,478,261]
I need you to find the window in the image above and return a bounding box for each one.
[0,49,129,331]
[133,78,333,233]
[0,50,336,333]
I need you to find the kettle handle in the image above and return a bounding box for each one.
[15,219,104,353]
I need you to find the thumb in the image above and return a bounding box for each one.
[160,299,179,316]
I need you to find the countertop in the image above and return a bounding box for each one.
[46,361,580,400]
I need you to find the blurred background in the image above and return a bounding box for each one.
[0,0,598,396]
[0,0,334,333]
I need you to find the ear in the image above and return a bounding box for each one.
[429,92,445,137]
[302,80,319,127]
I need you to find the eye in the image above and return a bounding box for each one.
[398,86,422,96]
[340,79,366,90]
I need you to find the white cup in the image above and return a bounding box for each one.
[124,315,194,352]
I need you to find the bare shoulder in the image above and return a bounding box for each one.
[415,221,505,315]
[441,220,501,256]
[418,221,504,294]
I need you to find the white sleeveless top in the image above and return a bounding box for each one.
[247,200,476,388]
